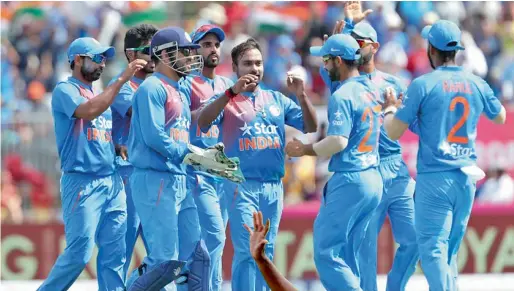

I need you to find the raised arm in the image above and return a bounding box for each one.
[244,212,298,291]
[198,74,258,128]
[74,59,146,120]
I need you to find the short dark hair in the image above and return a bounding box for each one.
[343,58,360,70]
[70,61,75,70]
[231,38,262,65]
[124,24,158,61]
[431,44,457,63]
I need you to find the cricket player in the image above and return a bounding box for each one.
[321,4,419,289]
[382,20,507,291]
[180,24,233,291]
[127,26,210,291]
[109,23,158,279]
[197,38,318,291]
[39,37,146,291]
[286,33,383,291]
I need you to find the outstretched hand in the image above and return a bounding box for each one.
[243,211,270,261]
[344,1,373,24]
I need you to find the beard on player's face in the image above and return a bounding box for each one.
[328,65,340,82]
[80,59,103,82]
[361,51,374,65]
[204,53,219,68]
[142,60,155,74]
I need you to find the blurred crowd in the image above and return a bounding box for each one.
[2,1,514,224]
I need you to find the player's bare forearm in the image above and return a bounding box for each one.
[198,94,229,128]
[297,92,318,133]
[190,108,201,122]
[384,113,409,140]
[74,78,125,120]
[254,256,298,291]
[303,144,317,156]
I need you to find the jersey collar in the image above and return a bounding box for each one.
[436,66,463,72]
[360,69,378,79]
[68,76,93,91]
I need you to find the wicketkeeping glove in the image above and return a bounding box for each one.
[183,143,246,183]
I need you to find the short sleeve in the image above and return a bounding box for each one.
[282,93,304,132]
[395,79,424,126]
[479,78,502,120]
[51,83,86,119]
[111,83,134,117]
[327,94,353,138]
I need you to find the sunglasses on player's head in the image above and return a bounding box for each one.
[79,54,106,64]
[356,38,374,48]
[126,46,151,55]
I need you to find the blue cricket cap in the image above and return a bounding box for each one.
[67,37,115,63]
[309,34,361,61]
[191,24,226,44]
[353,22,378,43]
[421,20,465,51]
[151,26,200,56]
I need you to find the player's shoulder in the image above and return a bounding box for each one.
[53,79,79,95]
[217,75,234,86]
[376,70,408,90]
[136,75,166,96]
[461,70,489,89]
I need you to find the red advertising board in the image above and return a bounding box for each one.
[2,203,513,281]
[399,108,514,178]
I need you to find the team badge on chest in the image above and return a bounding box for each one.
[268,104,281,117]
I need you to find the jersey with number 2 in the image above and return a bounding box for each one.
[328,75,382,172]
[395,66,503,173]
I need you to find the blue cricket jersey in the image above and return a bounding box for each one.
[128,72,191,174]
[327,75,382,172]
[180,74,234,177]
[51,77,115,176]
[203,87,305,182]
[395,66,503,173]
[320,20,410,159]
[109,74,143,167]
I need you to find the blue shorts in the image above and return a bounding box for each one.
[415,169,476,291]
[130,169,200,277]
[360,155,418,291]
[38,173,127,291]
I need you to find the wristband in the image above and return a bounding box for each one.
[384,111,395,118]
[383,106,397,115]
[225,87,237,99]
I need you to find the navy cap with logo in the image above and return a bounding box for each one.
[421,20,465,51]
[191,24,226,44]
[310,34,361,61]
[67,37,115,63]
[150,26,201,56]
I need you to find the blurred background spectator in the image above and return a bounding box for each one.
[1,1,513,223]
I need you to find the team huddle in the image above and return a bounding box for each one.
[38,2,506,291]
